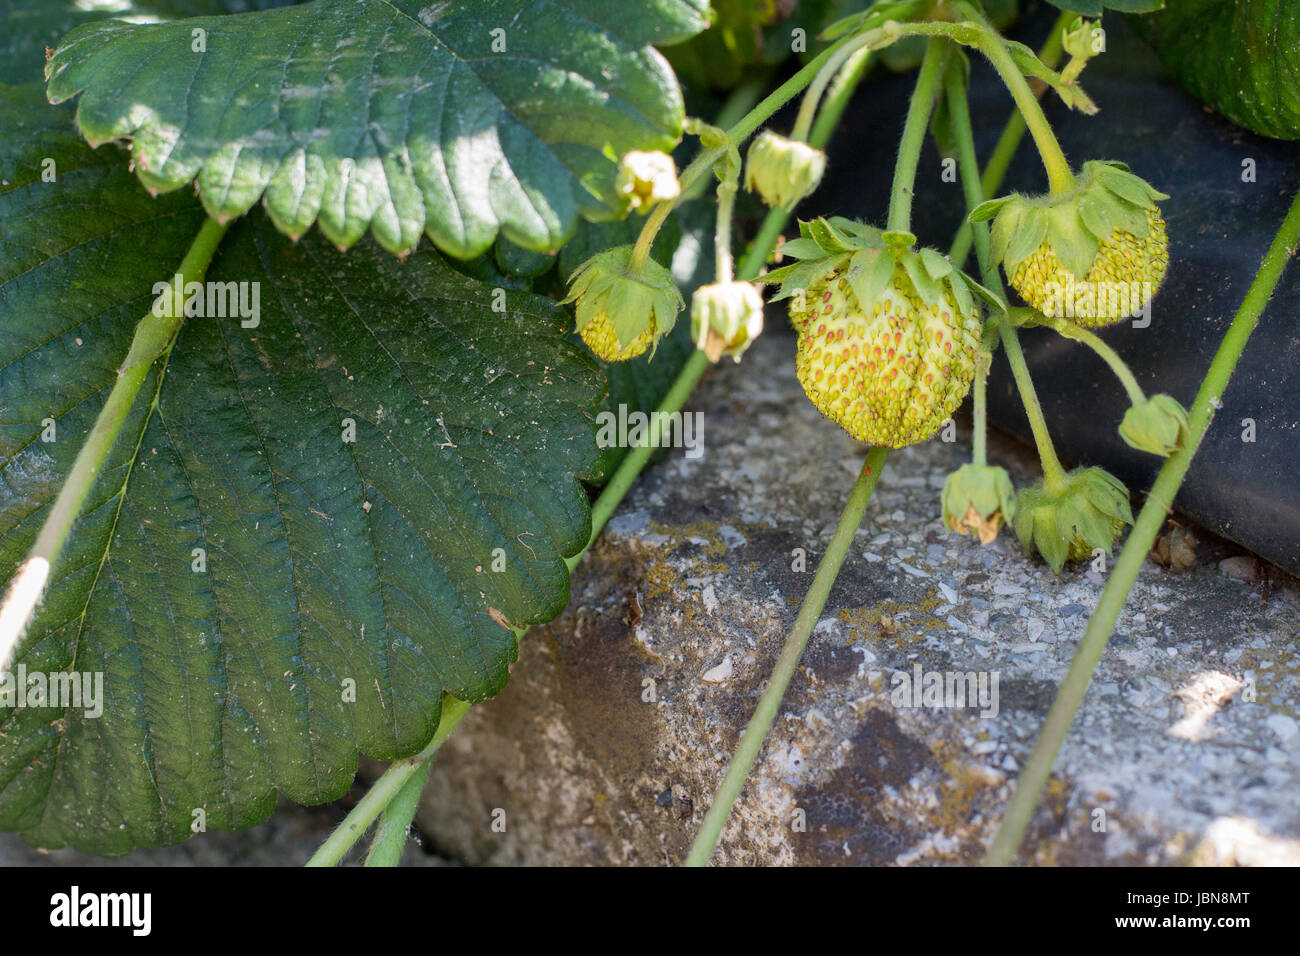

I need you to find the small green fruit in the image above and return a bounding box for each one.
[1013,466,1132,572]
[1120,393,1190,457]
[974,161,1170,328]
[767,219,993,447]
[562,246,682,362]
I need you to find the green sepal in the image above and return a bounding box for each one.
[779,237,830,260]
[946,269,975,321]
[989,199,1027,265]
[1046,202,1100,280]
[561,244,681,347]
[766,254,847,302]
[901,249,941,306]
[1076,192,1118,242]
[1005,205,1049,273]
[920,247,954,280]
[1013,467,1132,573]
[969,195,1015,223]
[882,229,917,249]
[847,249,897,316]
[807,217,859,255]
[959,272,1007,315]
[1119,393,1190,457]
[607,281,654,346]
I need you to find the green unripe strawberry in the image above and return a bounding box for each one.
[562,246,682,362]
[1013,466,1132,572]
[580,313,657,361]
[767,219,995,448]
[972,161,1170,328]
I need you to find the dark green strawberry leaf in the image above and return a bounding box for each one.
[44,0,709,259]
[0,85,605,854]
[1046,0,1165,15]
[664,0,783,89]
[1132,0,1300,139]
[0,0,304,86]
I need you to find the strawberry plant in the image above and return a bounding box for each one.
[0,0,1296,867]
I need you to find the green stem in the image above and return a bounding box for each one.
[791,40,861,142]
[1036,313,1147,405]
[945,63,1067,492]
[737,48,876,280]
[685,446,890,866]
[631,30,866,270]
[364,757,432,867]
[738,207,795,282]
[809,45,874,148]
[999,319,1067,491]
[887,39,949,234]
[714,179,739,285]
[972,351,990,466]
[681,81,767,203]
[952,3,1074,194]
[986,185,1300,865]
[575,351,711,565]
[945,60,997,288]
[948,11,1069,267]
[0,216,230,671]
[307,697,471,867]
[945,61,996,469]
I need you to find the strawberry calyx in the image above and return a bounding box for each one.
[562,245,683,361]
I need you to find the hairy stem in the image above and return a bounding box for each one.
[685,446,889,866]
[715,180,739,285]
[307,697,471,867]
[1036,313,1147,405]
[945,59,997,288]
[951,3,1074,194]
[946,58,998,468]
[948,10,1068,266]
[0,216,230,672]
[632,29,868,270]
[736,48,876,280]
[972,351,990,466]
[810,45,874,147]
[365,756,432,867]
[999,319,1068,492]
[986,185,1300,865]
[888,39,949,234]
[681,81,767,204]
[943,58,1068,493]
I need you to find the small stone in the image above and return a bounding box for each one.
[1219,556,1256,582]
[702,657,733,684]
[1265,714,1298,742]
